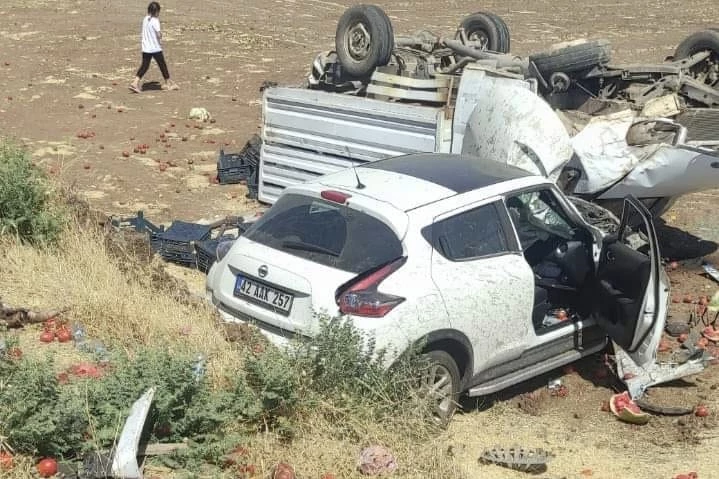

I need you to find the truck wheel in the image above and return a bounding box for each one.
[418,350,461,426]
[529,39,612,77]
[674,30,719,88]
[456,12,510,53]
[335,4,394,78]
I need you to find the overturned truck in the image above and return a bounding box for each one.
[255,5,719,218]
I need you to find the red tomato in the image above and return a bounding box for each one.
[37,457,58,477]
[40,330,55,343]
[695,405,709,417]
[8,347,22,360]
[0,452,13,470]
[56,327,72,343]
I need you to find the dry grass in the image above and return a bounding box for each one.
[0,216,239,385]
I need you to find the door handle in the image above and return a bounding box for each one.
[606,250,616,262]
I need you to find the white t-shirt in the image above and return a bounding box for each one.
[141,15,162,53]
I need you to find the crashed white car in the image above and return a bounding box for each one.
[207,153,704,422]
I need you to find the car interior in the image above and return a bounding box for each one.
[505,190,596,332]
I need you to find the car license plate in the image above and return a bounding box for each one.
[234,275,293,314]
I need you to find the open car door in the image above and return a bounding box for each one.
[595,196,665,368]
[595,195,705,399]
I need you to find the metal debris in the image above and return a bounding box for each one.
[479,446,553,473]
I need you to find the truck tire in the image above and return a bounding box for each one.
[456,12,510,53]
[529,39,612,76]
[674,30,719,88]
[335,4,394,78]
[419,350,461,426]
[674,29,719,59]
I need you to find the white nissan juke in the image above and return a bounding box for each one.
[206,153,668,423]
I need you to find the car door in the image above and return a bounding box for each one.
[594,195,667,368]
[426,198,535,377]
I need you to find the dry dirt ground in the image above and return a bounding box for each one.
[2,0,719,478]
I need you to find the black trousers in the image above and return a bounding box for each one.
[136,51,170,80]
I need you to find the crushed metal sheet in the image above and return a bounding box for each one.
[703,261,719,283]
[479,446,553,473]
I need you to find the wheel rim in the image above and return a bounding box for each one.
[419,363,455,418]
[468,30,489,50]
[346,22,372,61]
[689,50,719,88]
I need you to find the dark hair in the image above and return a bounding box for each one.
[147,2,161,16]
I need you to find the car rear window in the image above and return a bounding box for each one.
[243,193,403,273]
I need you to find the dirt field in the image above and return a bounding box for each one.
[2,0,719,478]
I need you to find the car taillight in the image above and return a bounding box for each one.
[336,257,407,318]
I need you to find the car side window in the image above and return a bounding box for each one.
[430,202,510,261]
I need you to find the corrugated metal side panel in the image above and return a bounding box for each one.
[675,108,719,142]
[258,87,442,204]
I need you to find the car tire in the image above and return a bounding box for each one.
[529,39,612,77]
[419,350,461,426]
[456,12,510,53]
[335,4,394,78]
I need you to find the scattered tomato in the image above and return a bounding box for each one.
[170,123,175,127]
[159,163,168,172]
[56,327,72,343]
[696,337,709,349]
[0,451,13,470]
[70,362,103,378]
[678,333,689,344]
[600,400,610,412]
[122,151,131,157]
[40,330,55,343]
[682,294,693,304]
[8,347,22,360]
[669,261,679,270]
[273,462,295,479]
[37,458,58,477]
[239,464,257,475]
[699,296,709,306]
[695,405,709,417]
[622,372,636,380]
[83,164,91,170]
[320,474,336,479]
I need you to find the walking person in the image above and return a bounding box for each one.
[130,2,179,93]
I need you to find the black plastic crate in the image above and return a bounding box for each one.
[152,221,212,265]
[246,169,258,200]
[217,135,261,185]
[194,239,218,273]
[194,234,238,273]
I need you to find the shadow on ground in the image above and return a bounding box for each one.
[656,219,718,260]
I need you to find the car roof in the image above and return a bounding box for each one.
[314,153,536,211]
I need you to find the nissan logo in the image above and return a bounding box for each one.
[258,265,268,278]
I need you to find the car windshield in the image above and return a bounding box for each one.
[243,193,403,273]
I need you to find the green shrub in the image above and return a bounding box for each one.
[0,140,64,244]
[0,348,259,458]
[0,318,432,468]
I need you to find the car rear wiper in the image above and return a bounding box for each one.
[281,240,339,257]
